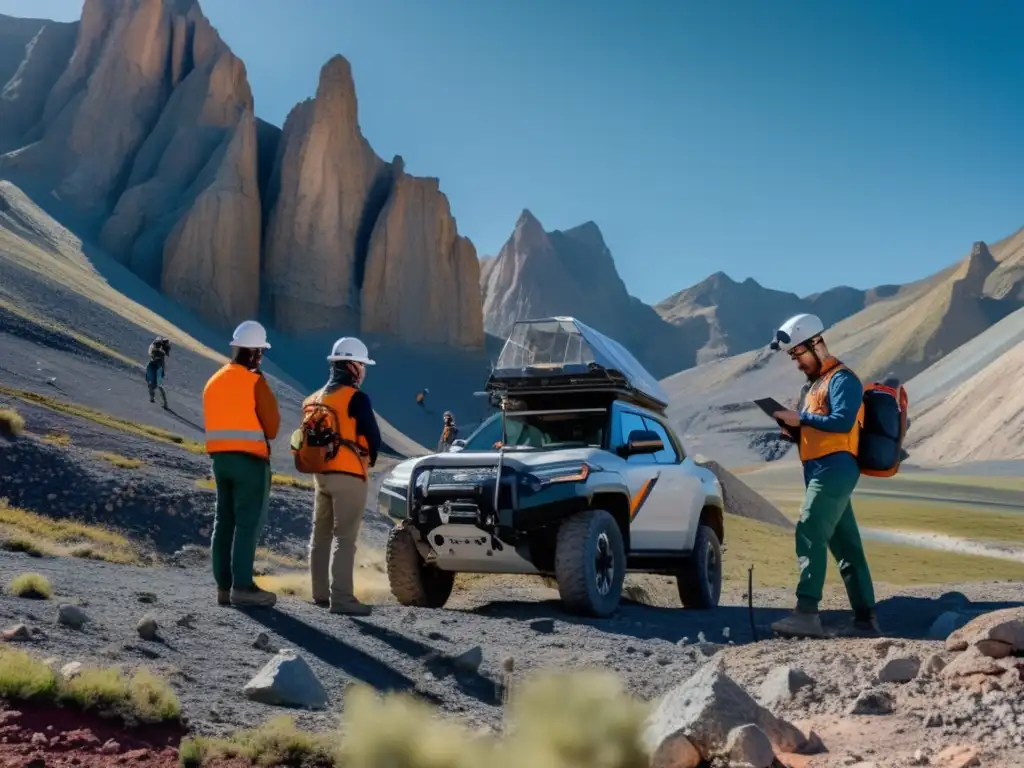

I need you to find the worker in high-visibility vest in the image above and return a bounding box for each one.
[203,320,280,608]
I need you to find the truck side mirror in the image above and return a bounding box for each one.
[618,429,664,457]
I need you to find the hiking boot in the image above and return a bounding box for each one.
[217,589,230,606]
[230,585,277,608]
[330,599,372,616]
[771,608,826,639]
[840,612,882,638]
[312,599,329,608]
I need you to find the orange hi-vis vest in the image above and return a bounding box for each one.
[799,358,864,463]
[302,385,370,478]
[203,363,270,459]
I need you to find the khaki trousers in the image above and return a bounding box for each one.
[309,472,367,607]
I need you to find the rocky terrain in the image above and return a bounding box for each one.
[0,0,481,349]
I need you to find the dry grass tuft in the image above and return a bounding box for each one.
[194,477,216,490]
[0,408,25,440]
[181,668,651,768]
[271,473,315,489]
[0,498,141,565]
[0,649,179,723]
[94,451,143,469]
[6,572,52,599]
[41,431,71,447]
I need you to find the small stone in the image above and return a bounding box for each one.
[2,623,32,642]
[31,732,48,746]
[935,745,980,768]
[721,626,730,639]
[242,649,328,709]
[975,638,1013,659]
[725,724,775,768]
[253,632,275,652]
[451,645,483,673]
[758,665,815,707]
[101,739,120,754]
[923,654,946,676]
[848,689,895,715]
[57,604,89,629]
[60,661,83,680]
[136,615,158,641]
[877,655,921,684]
[650,735,701,768]
[501,657,514,674]
[176,613,197,629]
[529,618,555,634]
[924,712,943,728]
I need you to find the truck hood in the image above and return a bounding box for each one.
[381,447,602,488]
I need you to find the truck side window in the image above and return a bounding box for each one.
[641,418,680,464]
[619,412,656,464]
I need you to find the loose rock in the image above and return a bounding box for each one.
[848,689,895,715]
[877,655,921,684]
[57,604,89,629]
[2,623,31,642]
[928,611,965,641]
[649,735,701,768]
[758,665,815,707]
[60,661,83,680]
[451,645,483,673]
[724,723,775,768]
[242,649,328,710]
[136,614,159,641]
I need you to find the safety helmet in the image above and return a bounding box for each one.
[443,411,453,419]
[327,337,375,365]
[230,320,271,349]
[770,313,824,352]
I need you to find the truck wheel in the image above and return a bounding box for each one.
[676,524,722,609]
[386,525,455,608]
[555,509,626,618]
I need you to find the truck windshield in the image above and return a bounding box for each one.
[460,410,607,452]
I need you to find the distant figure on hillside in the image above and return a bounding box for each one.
[416,388,429,409]
[202,320,280,609]
[438,411,458,452]
[146,337,171,407]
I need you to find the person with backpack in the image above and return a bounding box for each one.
[767,313,879,639]
[296,337,381,616]
[438,411,458,452]
[202,320,280,609]
[146,337,171,406]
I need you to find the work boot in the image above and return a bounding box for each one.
[841,611,882,638]
[312,599,329,608]
[771,607,826,639]
[230,585,277,608]
[217,589,230,606]
[330,598,372,616]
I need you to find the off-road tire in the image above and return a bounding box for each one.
[676,523,722,609]
[386,524,455,608]
[555,509,626,618]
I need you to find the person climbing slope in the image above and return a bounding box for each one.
[146,337,171,406]
[768,313,878,639]
[202,320,280,608]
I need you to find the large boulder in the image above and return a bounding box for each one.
[944,607,1024,657]
[644,661,809,763]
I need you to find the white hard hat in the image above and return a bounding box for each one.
[327,337,375,365]
[770,313,824,352]
[230,320,271,349]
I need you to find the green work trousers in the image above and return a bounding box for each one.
[795,456,875,614]
[210,452,271,591]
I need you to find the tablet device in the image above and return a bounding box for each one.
[752,397,785,419]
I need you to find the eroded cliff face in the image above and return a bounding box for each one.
[261,55,390,333]
[0,0,485,347]
[361,162,484,348]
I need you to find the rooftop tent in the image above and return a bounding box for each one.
[488,316,670,412]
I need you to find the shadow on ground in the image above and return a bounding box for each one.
[465,591,1024,645]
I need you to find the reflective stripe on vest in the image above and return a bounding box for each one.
[302,385,369,478]
[203,363,269,459]
[798,359,863,462]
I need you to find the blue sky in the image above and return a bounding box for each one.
[3,0,1023,304]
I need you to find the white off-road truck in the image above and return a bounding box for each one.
[378,317,725,618]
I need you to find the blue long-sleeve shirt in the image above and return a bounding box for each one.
[799,367,863,482]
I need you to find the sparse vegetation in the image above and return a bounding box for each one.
[94,450,143,469]
[6,572,53,599]
[179,669,649,768]
[0,407,25,439]
[724,513,1024,588]
[0,385,203,454]
[0,498,141,565]
[0,649,179,724]
[41,430,72,447]
[0,536,50,558]
[271,473,315,489]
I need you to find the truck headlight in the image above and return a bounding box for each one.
[521,462,593,489]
